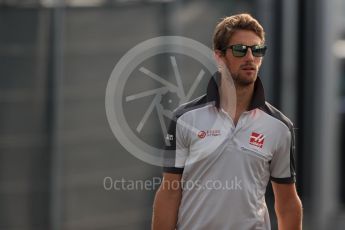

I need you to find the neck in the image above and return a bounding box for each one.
[219,78,255,125]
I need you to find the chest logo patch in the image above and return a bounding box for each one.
[249,132,265,148]
[197,129,221,139]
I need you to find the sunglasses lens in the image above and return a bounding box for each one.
[228,45,267,57]
[232,45,247,57]
[252,46,267,57]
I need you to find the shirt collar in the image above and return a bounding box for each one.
[206,71,266,110]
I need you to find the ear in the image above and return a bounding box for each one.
[214,49,225,64]
[214,49,224,59]
[214,50,229,75]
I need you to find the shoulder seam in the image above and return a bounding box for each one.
[259,102,293,131]
[173,94,210,119]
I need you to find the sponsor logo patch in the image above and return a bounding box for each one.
[197,129,221,139]
[249,132,265,148]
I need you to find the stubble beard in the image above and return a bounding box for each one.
[224,61,258,88]
[231,71,257,88]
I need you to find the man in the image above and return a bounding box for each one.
[152,13,302,230]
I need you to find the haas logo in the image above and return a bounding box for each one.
[249,132,265,148]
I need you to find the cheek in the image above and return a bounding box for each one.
[255,58,263,67]
[231,61,242,71]
[224,54,253,72]
[226,61,239,74]
[225,56,240,68]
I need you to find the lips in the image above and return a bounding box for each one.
[241,65,256,71]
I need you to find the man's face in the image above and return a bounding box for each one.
[219,30,264,86]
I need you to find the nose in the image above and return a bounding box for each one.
[243,48,254,61]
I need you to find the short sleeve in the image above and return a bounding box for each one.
[270,125,296,184]
[163,113,189,174]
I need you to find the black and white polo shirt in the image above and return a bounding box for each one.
[163,72,296,230]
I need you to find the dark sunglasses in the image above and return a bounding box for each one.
[222,44,267,57]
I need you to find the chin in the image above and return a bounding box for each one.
[236,74,257,86]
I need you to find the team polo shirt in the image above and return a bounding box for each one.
[163,72,296,230]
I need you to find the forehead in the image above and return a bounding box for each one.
[228,30,262,45]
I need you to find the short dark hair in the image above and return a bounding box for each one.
[213,13,265,52]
